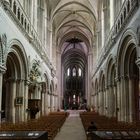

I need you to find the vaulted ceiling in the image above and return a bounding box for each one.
[48,0,98,72]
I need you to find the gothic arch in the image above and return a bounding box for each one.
[8,39,29,79]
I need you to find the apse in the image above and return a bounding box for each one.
[61,37,87,109]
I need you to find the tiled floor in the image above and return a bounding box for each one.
[54,110,87,140]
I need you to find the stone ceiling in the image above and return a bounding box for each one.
[48,0,98,71]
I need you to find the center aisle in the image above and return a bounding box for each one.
[54,110,87,140]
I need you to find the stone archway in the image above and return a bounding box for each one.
[2,43,28,123]
[117,34,138,122]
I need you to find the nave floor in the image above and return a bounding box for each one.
[54,110,87,140]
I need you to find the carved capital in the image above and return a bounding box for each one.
[7,77,16,82]
[115,76,121,82]
[24,80,30,86]
[16,79,24,83]
[135,59,140,68]
[0,65,6,73]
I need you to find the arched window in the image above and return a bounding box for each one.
[78,68,82,77]
[67,68,70,76]
[72,67,76,77]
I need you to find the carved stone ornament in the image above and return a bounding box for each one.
[137,26,140,45]
[0,34,8,67]
[29,59,41,82]
[1,0,10,10]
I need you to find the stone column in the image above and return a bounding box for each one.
[107,85,112,117]
[110,0,114,28]
[33,0,38,30]
[15,79,24,123]
[128,78,134,122]
[51,93,54,111]
[105,87,109,117]
[0,66,6,123]
[116,77,121,121]
[120,76,126,122]
[24,80,29,122]
[109,85,115,117]
[113,85,117,117]
[100,90,104,115]
[107,85,115,118]
[50,93,52,112]
[0,72,3,123]
[5,78,16,123]
[103,90,106,116]
[94,93,97,111]
[124,76,129,122]
[87,53,93,105]
[44,90,48,115]
[135,59,140,121]
[98,90,101,114]
[97,92,99,113]
[48,93,50,112]
[56,51,61,109]
[41,92,45,116]
[119,77,123,121]
[20,79,25,122]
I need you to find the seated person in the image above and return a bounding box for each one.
[87,121,97,133]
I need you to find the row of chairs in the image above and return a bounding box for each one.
[0,111,69,140]
[80,111,140,132]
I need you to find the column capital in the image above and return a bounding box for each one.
[124,75,129,80]
[16,79,24,83]
[6,77,16,82]
[24,79,30,86]
[0,65,6,73]
[105,86,109,90]
[1,0,10,10]
[135,58,140,68]
[107,84,113,88]
[115,76,121,82]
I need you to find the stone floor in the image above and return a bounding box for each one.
[54,110,87,140]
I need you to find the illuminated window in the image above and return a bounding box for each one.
[73,94,76,99]
[72,68,76,76]
[67,68,70,76]
[78,68,82,76]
